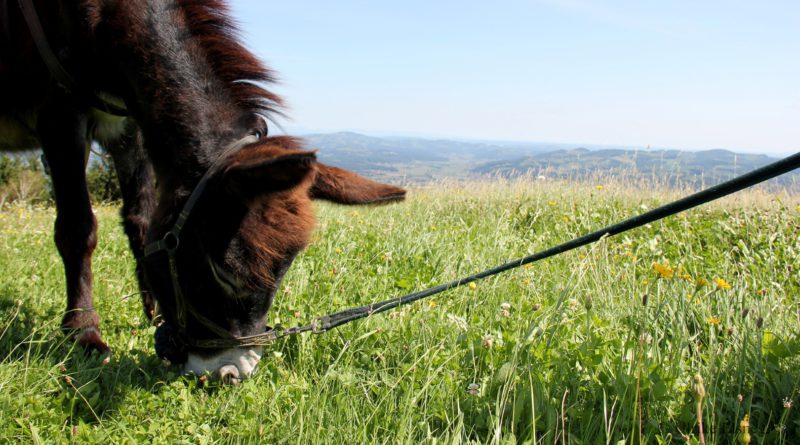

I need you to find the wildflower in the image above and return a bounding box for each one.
[548,201,556,206]
[583,295,593,310]
[335,248,342,254]
[500,302,511,313]
[468,282,477,290]
[567,298,579,311]
[596,185,603,190]
[756,289,767,296]
[713,277,731,289]
[696,278,709,288]
[640,332,653,345]
[482,334,494,349]
[562,216,570,223]
[706,316,720,326]
[467,383,480,395]
[737,394,743,403]
[428,300,437,309]
[652,262,674,279]
[784,397,794,409]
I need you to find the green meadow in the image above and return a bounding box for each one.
[1,179,798,444]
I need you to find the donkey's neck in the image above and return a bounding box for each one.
[95,0,246,183]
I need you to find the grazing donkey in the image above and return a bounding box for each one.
[0,0,404,382]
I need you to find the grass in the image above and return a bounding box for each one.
[0,178,799,444]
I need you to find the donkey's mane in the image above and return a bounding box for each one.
[177,0,284,118]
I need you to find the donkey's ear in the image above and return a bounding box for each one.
[311,163,406,204]
[223,140,316,195]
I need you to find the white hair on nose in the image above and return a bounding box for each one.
[184,347,263,384]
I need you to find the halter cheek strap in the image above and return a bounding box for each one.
[143,133,263,348]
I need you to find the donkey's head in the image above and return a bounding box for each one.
[141,136,404,383]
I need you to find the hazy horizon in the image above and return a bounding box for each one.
[230,1,799,156]
[276,126,794,158]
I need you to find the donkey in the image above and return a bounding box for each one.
[0,0,404,382]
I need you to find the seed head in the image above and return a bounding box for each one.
[482,334,494,349]
[467,383,480,396]
[784,397,794,409]
[738,415,751,444]
[692,374,706,402]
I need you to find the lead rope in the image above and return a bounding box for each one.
[266,150,800,343]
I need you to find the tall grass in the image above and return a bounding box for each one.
[0,178,798,444]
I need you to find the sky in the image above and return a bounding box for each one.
[228,0,799,155]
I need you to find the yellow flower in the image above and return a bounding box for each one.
[652,262,674,279]
[596,185,604,190]
[696,277,709,288]
[562,216,570,222]
[706,316,721,326]
[468,282,477,290]
[428,301,437,309]
[548,201,556,206]
[713,277,732,289]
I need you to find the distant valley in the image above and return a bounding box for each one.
[301,132,798,189]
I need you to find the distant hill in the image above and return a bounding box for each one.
[301,132,798,188]
[471,147,796,187]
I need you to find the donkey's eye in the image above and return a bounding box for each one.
[252,129,263,140]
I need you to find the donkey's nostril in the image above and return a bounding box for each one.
[218,364,241,385]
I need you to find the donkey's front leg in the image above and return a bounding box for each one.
[38,101,108,354]
[104,121,157,320]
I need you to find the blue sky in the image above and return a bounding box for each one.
[229,1,799,154]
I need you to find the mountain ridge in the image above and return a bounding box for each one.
[298,131,797,187]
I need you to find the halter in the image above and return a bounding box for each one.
[142,133,307,350]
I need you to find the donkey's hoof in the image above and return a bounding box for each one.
[76,327,111,357]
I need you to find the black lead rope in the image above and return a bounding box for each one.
[289,151,800,338]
